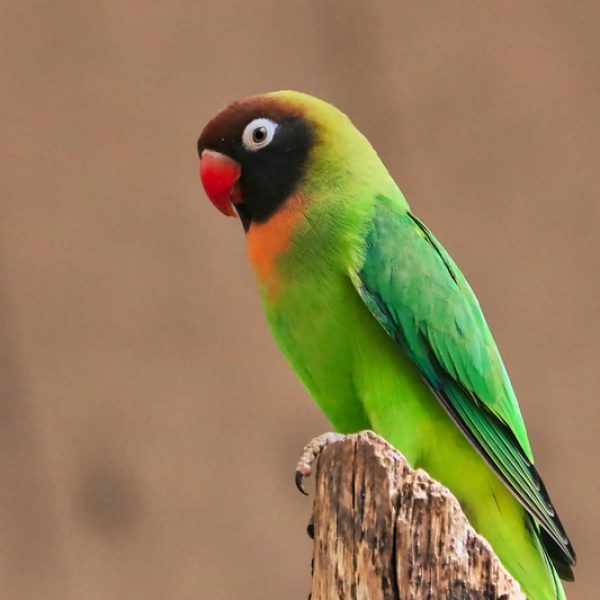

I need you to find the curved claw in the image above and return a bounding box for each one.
[295,470,309,495]
[306,521,314,540]
[295,433,345,497]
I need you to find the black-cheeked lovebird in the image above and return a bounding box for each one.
[197,92,575,599]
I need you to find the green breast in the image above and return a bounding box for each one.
[263,269,372,432]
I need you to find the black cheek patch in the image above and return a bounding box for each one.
[239,117,314,225]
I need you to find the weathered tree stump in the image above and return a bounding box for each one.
[308,431,524,600]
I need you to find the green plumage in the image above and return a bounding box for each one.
[256,92,575,599]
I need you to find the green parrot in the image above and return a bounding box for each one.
[197,91,575,599]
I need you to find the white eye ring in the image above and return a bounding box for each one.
[242,118,278,151]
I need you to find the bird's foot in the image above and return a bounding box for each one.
[295,432,345,495]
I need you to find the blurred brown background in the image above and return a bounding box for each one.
[1,1,598,599]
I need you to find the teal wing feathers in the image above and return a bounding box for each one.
[350,195,575,573]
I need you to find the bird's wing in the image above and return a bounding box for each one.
[349,194,575,568]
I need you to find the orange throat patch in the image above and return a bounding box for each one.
[245,194,305,300]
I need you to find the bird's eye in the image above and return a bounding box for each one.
[242,118,278,151]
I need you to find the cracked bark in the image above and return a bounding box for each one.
[309,431,525,600]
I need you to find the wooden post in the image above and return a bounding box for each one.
[308,431,524,600]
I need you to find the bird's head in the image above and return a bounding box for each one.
[197,91,396,232]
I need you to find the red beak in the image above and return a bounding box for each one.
[199,150,242,217]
